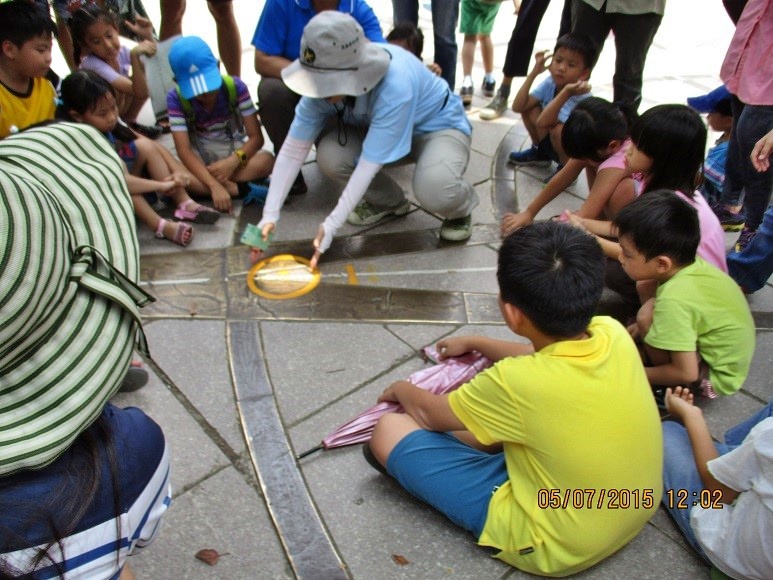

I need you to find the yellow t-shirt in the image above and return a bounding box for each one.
[449,316,663,577]
[0,77,57,139]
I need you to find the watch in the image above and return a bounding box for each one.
[234,148,248,167]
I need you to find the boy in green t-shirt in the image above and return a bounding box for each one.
[366,221,663,576]
[617,190,755,396]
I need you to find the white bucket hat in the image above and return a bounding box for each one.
[281,11,391,99]
[0,123,154,476]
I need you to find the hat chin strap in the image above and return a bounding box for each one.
[70,245,156,357]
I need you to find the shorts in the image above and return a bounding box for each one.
[460,0,502,36]
[193,135,245,165]
[116,139,139,173]
[386,430,508,539]
[0,404,171,578]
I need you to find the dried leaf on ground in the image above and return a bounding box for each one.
[195,548,228,565]
[392,554,410,566]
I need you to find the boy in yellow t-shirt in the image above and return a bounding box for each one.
[0,1,57,139]
[617,190,755,396]
[367,221,663,576]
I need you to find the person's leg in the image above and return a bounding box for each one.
[719,95,747,212]
[501,0,552,78]
[732,105,773,233]
[480,34,495,77]
[411,129,478,219]
[315,126,407,209]
[159,0,185,40]
[662,421,716,560]
[392,0,419,25]
[370,413,508,539]
[430,0,461,90]
[727,204,773,293]
[257,78,302,156]
[521,105,546,145]
[461,34,476,79]
[207,0,241,76]
[548,122,567,163]
[608,11,662,113]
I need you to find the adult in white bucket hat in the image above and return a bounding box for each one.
[0,123,170,577]
[244,11,478,267]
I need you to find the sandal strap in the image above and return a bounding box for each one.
[155,218,167,239]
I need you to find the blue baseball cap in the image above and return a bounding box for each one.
[168,36,223,99]
[687,85,731,114]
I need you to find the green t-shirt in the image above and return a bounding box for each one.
[449,317,663,576]
[645,258,755,395]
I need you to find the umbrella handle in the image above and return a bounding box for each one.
[296,443,324,460]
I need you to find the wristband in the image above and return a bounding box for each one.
[234,148,248,167]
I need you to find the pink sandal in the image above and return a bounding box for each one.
[155,218,194,246]
[174,200,221,224]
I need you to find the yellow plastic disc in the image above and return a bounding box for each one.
[247,254,321,300]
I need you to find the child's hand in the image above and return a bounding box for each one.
[310,224,325,269]
[207,156,239,184]
[132,39,157,57]
[125,16,155,41]
[532,50,552,75]
[751,130,773,172]
[436,337,471,360]
[501,211,533,237]
[156,180,176,193]
[564,80,591,97]
[377,380,410,404]
[626,322,641,341]
[664,386,698,420]
[564,211,587,231]
[166,171,191,188]
[427,62,442,77]
[210,182,232,213]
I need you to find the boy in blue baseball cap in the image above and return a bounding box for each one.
[167,36,274,213]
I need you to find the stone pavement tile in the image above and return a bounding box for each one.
[743,330,772,401]
[466,294,506,324]
[699,391,766,443]
[260,322,416,425]
[290,359,428,456]
[301,448,512,580]
[319,245,499,294]
[474,181,498,225]
[129,466,292,579]
[142,319,247,454]
[470,117,515,158]
[748,289,773,328]
[512,169,585,218]
[137,201,242,255]
[386,324,459,352]
[111,370,231,493]
[139,249,227,319]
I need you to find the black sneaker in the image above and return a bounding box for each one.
[508,145,552,167]
[290,173,308,195]
[481,78,496,97]
[460,85,473,106]
[734,226,757,253]
[710,202,745,231]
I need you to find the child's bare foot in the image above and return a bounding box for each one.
[664,386,695,418]
[155,218,194,246]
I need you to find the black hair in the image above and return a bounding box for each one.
[613,189,700,266]
[711,97,732,117]
[554,32,599,72]
[0,416,122,577]
[630,104,707,196]
[562,97,628,162]
[57,69,135,141]
[0,0,56,47]
[68,4,119,66]
[387,22,424,59]
[497,222,604,338]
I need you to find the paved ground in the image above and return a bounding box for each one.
[63,1,772,578]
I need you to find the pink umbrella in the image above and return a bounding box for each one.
[297,346,492,459]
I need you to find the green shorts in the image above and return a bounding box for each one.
[460,0,502,35]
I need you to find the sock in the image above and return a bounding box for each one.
[484,73,495,84]
[462,75,473,88]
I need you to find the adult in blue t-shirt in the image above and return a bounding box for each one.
[252,0,385,194]
[246,12,477,267]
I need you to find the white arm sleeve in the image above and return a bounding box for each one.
[318,157,383,253]
[257,135,313,228]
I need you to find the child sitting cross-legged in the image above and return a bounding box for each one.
[615,190,755,397]
[366,221,663,577]
[167,36,274,214]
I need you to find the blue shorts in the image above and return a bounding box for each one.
[386,430,508,539]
